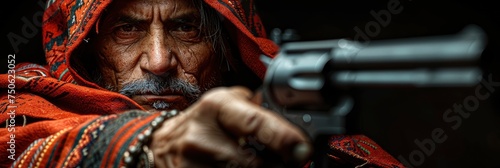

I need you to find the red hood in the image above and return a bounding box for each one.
[42,0,279,88]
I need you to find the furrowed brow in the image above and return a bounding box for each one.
[169,12,200,24]
[115,15,147,25]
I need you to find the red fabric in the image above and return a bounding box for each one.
[0,0,405,167]
[327,135,404,167]
[0,63,145,167]
[204,0,279,79]
[42,0,113,88]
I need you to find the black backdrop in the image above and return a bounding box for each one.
[255,0,500,167]
[3,0,500,167]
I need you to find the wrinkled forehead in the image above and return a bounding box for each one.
[103,0,199,20]
[108,0,197,8]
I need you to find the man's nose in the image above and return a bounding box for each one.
[141,29,177,76]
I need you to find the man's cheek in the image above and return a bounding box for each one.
[182,71,199,86]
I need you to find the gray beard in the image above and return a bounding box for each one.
[118,74,201,100]
[92,72,221,110]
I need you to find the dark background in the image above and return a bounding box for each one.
[3,0,500,167]
[254,0,500,168]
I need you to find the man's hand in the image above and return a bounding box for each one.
[150,86,312,167]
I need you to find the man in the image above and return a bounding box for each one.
[0,0,404,167]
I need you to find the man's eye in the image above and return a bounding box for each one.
[112,24,144,43]
[118,24,138,32]
[178,24,198,32]
[172,24,201,42]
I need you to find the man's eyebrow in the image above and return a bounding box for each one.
[168,12,200,23]
[109,11,200,25]
[115,15,146,24]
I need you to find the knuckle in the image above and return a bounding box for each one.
[198,87,232,107]
[240,109,262,133]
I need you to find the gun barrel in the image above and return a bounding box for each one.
[331,68,482,89]
[330,25,486,70]
[263,25,487,108]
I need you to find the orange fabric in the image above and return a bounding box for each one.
[204,0,279,79]
[0,63,144,167]
[42,0,113,87]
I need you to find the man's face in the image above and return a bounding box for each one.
[93,0,224,111]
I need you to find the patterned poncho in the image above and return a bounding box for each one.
[0,0,404,167]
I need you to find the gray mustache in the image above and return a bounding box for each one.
[119,75,201,101]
